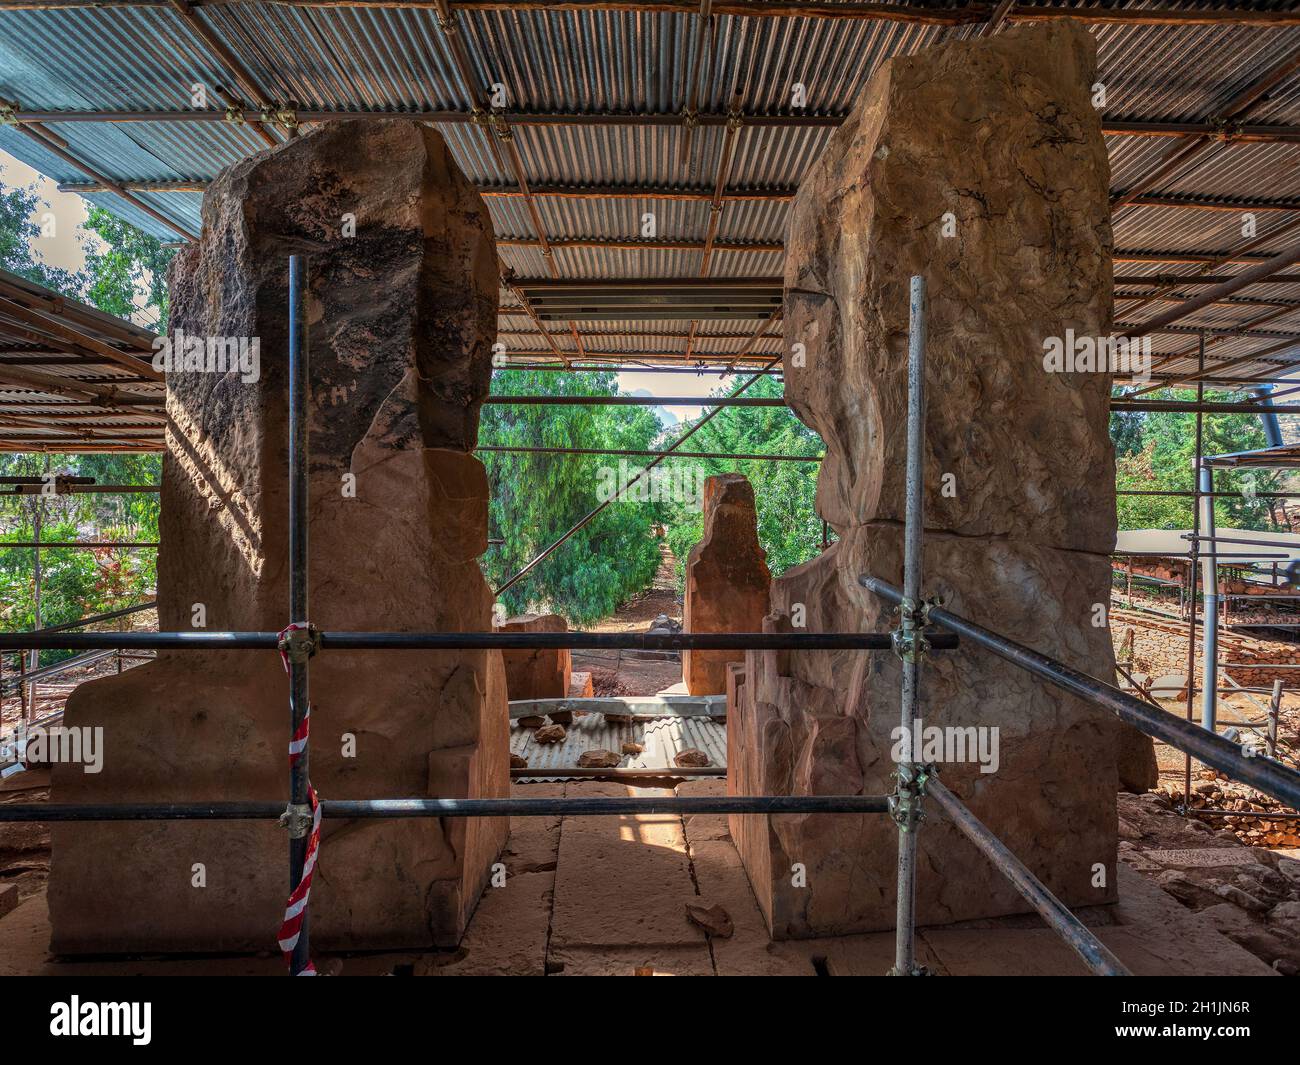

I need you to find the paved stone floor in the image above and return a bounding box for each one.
[0,780,1275,976]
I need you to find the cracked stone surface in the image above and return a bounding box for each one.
[682,474,771,695]
[49,119,509,954]
[730,22,1153,939]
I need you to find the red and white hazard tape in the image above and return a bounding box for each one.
[278,621,311,673]
[277,778,321,975]
[276,624,321,976]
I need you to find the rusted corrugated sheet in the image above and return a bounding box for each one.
[0,3,1295,401]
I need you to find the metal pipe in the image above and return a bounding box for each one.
[0,794,892,822]
[1185,351,1204,813]
[0,630,960,652]
[484,395,785,406]
[860,576,1300,811]
[493,348,781,597]
[1268,680,1282,759]
[1111,400,1300,415]
[925,778,1129,976]
[1122,239,1300,339]
[476,444,820,462]
[0,646,118,690]
[1200,462,1219,734]
[892,274,927,977]
[0,542,158,549]
[22,600,155,634]
[286,253,312,976]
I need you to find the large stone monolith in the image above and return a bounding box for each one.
[729,22,1147,938]
[682,474,771,695]
[49,119,509,953]
[498,613,572,700]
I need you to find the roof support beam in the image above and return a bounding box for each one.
[1,120,196,240]
[51,178,1300,221]
[431,0,583,361]
[1112,45,1300,208]
[15,106,1300,143]
[1125,240,1300,341]
[0,297,164,380]
[165,0,281,148]
[0,363,161,405]
[4,3,1300,29]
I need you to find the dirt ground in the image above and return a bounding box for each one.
[574,540,684,696]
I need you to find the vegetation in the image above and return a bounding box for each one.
[480,369,666,624]
[662,374,823,590]
[3,165,1290,634]
[0,454,161,665]
[1111,388,1285,532]
[0,168,169,661]
[0,168,174,328]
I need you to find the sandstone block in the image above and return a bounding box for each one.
[499,614,572,700]
[731,22,1136,938]
[50,119,508,953]
[682,474,771,695]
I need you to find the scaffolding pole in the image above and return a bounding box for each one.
[891,274,928,976]
[925,779,1129,976]
[285,254,313,976]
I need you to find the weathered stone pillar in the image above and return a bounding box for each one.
[498,613,572,700]
[730,23,1144,938]
[49,120,509,953]
[682,474,771,695]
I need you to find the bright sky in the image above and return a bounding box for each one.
[0,146,165,328]
[0,146,94,274]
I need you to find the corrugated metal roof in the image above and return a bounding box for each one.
[0,2,1297,421]
[509,701,727,782]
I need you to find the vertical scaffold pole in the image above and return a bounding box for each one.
[892,274,928,976]
[1199,460,1219,734]
[287,254,313,976]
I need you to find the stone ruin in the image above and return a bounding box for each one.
[497,613,572,700]
[682,474,771,695]
[49,120,509,953]
[729,22,1156,939]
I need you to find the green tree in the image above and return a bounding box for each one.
[1,167,174,327]
[662,374,824,589]
[0,171,85,294]
[0,453,160,663]
[80,205,174,328]
[1112,389,1283,531]
[480,370,665,624]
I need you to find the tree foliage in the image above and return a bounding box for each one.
[80,205,174,328]
[480,370,665,624]
[0,454,161,664]
[662,374,824,589]
[0,166,174,327]
[1111,389,1284,532]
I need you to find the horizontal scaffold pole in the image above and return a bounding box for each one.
[1110,400,1300,414]
[860,576,1300,811]
[484,395,786,406]
[0,629,959,652]
[477,444,821,462]
[0,795,892,822]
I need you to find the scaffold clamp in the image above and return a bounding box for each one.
[277,623,319,671]
[888,763,933,832]
[279,802,314,839]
